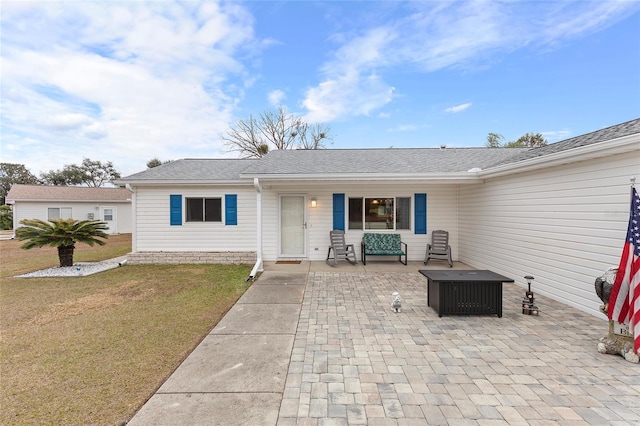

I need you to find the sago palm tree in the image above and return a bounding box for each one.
[16,218,109,267]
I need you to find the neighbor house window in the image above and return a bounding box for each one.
[186,198,222,222]
[348,197,411,230]
[48,207,72,220]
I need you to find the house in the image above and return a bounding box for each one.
[117,118,640,318]
[6,184,133,236]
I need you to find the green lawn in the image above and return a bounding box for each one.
[0,234,253,425]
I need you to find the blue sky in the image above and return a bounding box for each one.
[1,1,639,177]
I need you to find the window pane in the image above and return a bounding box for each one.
[186,198,203,222]
[48,208,60,220]
[61,208,72,219]
[348,198,363,229]
[365,198,394,230]
[205,198,222,222]
[396,197,410,230]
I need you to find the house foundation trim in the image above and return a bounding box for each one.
[127,251,256,265]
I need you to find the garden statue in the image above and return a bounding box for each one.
[595,267,639,363]
[391,292,401,312]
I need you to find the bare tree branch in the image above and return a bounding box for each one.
[222,107,333,157]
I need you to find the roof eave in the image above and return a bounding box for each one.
[242,172,484,183]
[115,179,253,187]
[9,198,131,203]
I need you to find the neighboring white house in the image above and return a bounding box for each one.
[117,118,640,318]
[6,185,133,236]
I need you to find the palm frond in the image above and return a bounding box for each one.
[16,218,109,252]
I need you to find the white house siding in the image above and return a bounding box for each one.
[12,201,132,235]
[132,186,256,253]
[458,152,639,318]
[259,182,464,262]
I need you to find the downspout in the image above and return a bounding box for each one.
[124,184,137,253]
[10,201,17,239]
[247,177,263,281]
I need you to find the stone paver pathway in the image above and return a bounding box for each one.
[277,271,640,425]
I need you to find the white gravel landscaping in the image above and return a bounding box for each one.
[15,256,128,278]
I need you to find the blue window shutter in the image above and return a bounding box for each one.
[225,194,237,225]
[414,193,427,234]
[170,194,182,226]
[333,193,345,231]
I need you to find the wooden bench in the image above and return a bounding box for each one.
[361,233,407,265]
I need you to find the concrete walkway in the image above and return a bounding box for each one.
[128,261,640,425]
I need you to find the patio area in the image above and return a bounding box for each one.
[273,261,640,425]
[130,260,640,425]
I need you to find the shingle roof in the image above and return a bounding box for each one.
[118,118,639,182]
[490,117,640,166]
[121,158,258,181]
[243,147,530,175]
[6,185,131,202]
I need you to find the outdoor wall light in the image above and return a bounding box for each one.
[310,198,317,208]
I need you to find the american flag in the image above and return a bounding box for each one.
[608,187,640,354]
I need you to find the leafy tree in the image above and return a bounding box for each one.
[41,158,121,187]
[146,158,172,168]
[222,106,332,158]
[0,205,12,230]
[0,163,41,204]
[15,218,109,267]
[485,132,506,148]
[147,158,163,168]
[507,132,547,148]
[486,132,547,148]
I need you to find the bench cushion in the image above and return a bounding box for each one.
[363,233,404,254]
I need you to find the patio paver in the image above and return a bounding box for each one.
[128,262,640,425]
[277,267,640,425]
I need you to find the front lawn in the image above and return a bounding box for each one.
[0,234,253,424]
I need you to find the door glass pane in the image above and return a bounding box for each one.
[103,208,113,221]
[281,196,304,255]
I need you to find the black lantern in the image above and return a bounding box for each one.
[522,275,539,315]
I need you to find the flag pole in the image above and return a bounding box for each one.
[598,177,640,363]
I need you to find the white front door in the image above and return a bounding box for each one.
[280,195,306,257]
[100,206,116,234]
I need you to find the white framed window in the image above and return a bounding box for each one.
[185,197,222,222]
[48,207,72,220]
[103,208,113,221]
[348,197,411,230]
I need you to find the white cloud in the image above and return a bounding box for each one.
[301,1,637,121]
[0,1,258,175]
[268,89,286,106]
[444,103,472,113]
[83,123,108,140]
[303,72,395,122]
[43,113,93,131]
